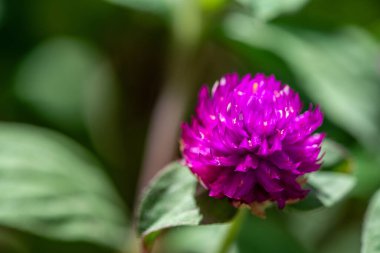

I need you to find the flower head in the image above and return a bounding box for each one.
[181,73,324,209]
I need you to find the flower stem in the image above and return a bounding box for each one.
[216,207,248,253]
[137,0,203,196]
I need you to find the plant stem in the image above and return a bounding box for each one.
[137,0,203,196]
[216,208,248,253]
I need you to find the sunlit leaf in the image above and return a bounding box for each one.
[362,189,380,253]
[224,14,380,149]
[236,0,309,20]
[137,162,236,245]
[0,123,128,250]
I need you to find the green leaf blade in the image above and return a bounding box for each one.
[362,189,380,253]
[308,172,356,207]
[137,162,236,245]
[105,0,168,14]
[137,162,201,236]
[0,123,128,250]
[236,0,309,21]
[292,171,356,211]
[161,224,238,253]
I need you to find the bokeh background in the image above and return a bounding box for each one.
[0,0,380,252]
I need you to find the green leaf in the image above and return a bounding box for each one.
[14,38,119,133]
[14,38,99,132]
[362,189,380,253]
[200,0,227,12]
[352,151,380,199]
[137,162,200,237]
[294,172,356,210]
[105,0,171,14]
[137,162,236,244]
[161,224,238,253]
[0,123,128,250]
[321,139,353,175]
[224,14,380,149]
[291,186,324,211]
[106,0,189,15]
[322,139,349,168]
[286,204,345,250]
[13,37,126,167]
[236,0,309,21]
[289,139,354,210]
[308,172,356,207]
[105,0,221,15]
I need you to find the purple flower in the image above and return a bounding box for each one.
[181,73,324,210]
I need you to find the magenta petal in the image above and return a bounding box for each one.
[181,73,324,209]
[235,155,258,172]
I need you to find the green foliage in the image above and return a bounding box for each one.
[224,14,380,149]
[286,204,345,251]
[362,189,380,253]
[308,172,356,207]
[351,151,380,199]
[292,139,355,210]
[137,162,236,244]
[138,159,356,250]
[13,37,125,168]
[199,0,227,12]
[0,123,128,250]
[1,0,380,252]
[137,162,201,237]
[236,0,309,20]
[105,0,225,14]
[237,211,308,253]
[322,139,350,169]
[161,225,238,253]
[14,38,116,134]
[291,172,355,210]
[105,0,168,14]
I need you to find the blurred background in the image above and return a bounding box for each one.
[0,0,380,252]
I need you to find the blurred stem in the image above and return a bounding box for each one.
[137,1,203,202]
[216,208,248,253]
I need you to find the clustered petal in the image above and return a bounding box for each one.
[181,73,324,209]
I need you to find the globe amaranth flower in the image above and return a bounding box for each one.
[181,73,324,210]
